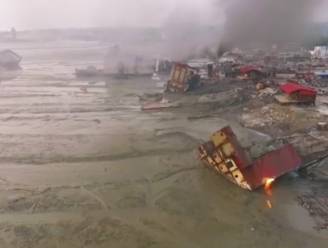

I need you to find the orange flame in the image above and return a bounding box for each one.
[264,178,275,209]
[264,178,275,196]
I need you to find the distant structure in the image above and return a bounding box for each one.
[311,46,328,59]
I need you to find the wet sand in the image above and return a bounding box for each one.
[0,40,326,247]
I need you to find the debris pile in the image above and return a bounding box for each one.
[298,192,328,231]
[166,63,200,92]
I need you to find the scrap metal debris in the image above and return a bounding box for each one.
[141,98,180,111]
[199,126,302,190]
[166,63,200,92]
[297,192,328,231]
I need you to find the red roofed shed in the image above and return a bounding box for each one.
[239,65,261,74]
[280,82,317,97]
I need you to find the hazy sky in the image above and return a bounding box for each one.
[0,0,220,30]
[0,0,327,31]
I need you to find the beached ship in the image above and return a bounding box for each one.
[0,49,22,70]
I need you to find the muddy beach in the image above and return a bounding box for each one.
[0,40,326,248]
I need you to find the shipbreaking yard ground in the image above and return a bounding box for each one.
[0,40,326,248]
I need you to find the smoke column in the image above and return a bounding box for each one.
[218,0,321,53]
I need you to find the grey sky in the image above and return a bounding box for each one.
[0,0,221,30]
[0,0,327,31]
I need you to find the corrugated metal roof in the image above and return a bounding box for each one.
[280,82,317,96]
[243,144,302,189]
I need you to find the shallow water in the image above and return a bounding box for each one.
[0,40,326,248]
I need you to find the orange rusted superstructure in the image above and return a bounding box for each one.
[167,63,195,92]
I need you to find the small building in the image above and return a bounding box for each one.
[239,65,264,80]
[275,82,317,105]
[187,58,215,79]
[314,69,328,79]
[311,46,328,59]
